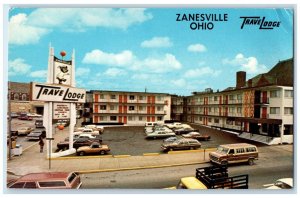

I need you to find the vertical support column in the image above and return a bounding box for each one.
[46,45,54,158]
[69,49,76,149]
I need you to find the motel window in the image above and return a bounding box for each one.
[99,116,107,121]
[237,94,242,100]
[270,107,280,114]
[157,106,162,111]
[110,95,116,99]
[214,96,218,101]
[129,106,135,111]
[237,107,242,113]
[208,118,212,122]
[235,121,241,126]
[229,107,235,113]
[284,107,293,115]
[139,116,144,121]
[110,105,115,110]
[14,93,19,100]
[226,119,233,125]
[157,96,162,101]
[128,116,134,121]
[22,94,27,101]
[110,116,117,121]
[208,108,212,112]
[199,117,202,121]
[270,90,281,98]
[139,96,145,100]
[284,90,293,98]
[100,94,104,99]
[214,108,218,113]
[100,105,106,110]
[214,118,219,123]
[129,95,135,100]
[157,116,163,121]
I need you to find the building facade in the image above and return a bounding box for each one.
[84,90,171,125]
[183,59,293,145]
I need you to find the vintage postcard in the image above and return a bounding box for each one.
[4,4,295,193]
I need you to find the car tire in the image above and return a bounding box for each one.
[221,161,228,166]
[169,148,173,151]
[190,147,194,150]
[100,151,105,155]
[248,158,254,165]
[79,151,85,156]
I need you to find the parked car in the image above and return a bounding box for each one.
[10,112,19,118]
[146,130,176,139]
[84,125,104,134]
[163,136,180,143]
[164,122,191,129]
[8,172,82,189]
[182,132,211,141]
[145,125,171,134]
[35,119,44,128]
[18,115,32,121]
[173,127,199,135]
[56,138,97,151]
[64,134,102,143]
[17,127,34,135]
[74,128,100,136]
[161,138,201,151]
[209,143,258,166]
[264,178,293,189]
[26,130,46,141]
[27,113,42,117]
[76,142,110,156]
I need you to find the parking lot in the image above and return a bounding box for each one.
[10,118,266,156]
[101,125,266,156]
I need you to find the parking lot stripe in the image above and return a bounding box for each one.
[168,148,217,154]
[143,153,160,156]
[113,155,131,158]
[48,155,114,160]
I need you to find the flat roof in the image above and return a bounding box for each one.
[88,90,170,95]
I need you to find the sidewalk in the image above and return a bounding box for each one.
[7,141,212,176]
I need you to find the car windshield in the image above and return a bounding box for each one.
[216,146,229,154]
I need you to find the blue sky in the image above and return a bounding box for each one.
[7,7,293,96]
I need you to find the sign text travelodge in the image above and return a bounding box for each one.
[31,82,86,103]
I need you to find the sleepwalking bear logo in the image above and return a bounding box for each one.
[56,65,70,84]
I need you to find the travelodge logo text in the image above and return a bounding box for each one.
[31,83,86,103]
[240,16,281,29]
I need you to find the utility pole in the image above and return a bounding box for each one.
[8,81,12,160]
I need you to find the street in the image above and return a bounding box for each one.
[80,145,293,189]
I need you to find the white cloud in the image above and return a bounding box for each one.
[9,8,152,45]
[222,53,268,74]
[104,68,126,77]
[76,67,90,77]
[29,70,47,78]
[184,67,221,78]
[83,49,182,74]
[187,44,207,53]
[27,8,152,30]
[8,58,31,76]
[9,13,49,45]
[141,37,173,48]
[132,53,182,73]
[82,50,134,66]
[131,73,150,80]
[171,79,186,87]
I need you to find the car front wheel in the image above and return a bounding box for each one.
[100,150,105,155]
[248,158,254,165]
[79,151,85,156]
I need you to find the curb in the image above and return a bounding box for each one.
[143,153,160,156]
[76,160,210,174]
[48,155,114,160]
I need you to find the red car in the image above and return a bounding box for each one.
[18,115,32,121]
[8,172,82,189]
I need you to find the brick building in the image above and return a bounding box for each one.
[83,90,171,125]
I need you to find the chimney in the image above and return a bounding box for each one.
[236,71,246,88]
[248,79,252,87]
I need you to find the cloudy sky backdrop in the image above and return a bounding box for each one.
[8,7,293,95]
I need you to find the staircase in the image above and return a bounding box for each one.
[238,132,273,145]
